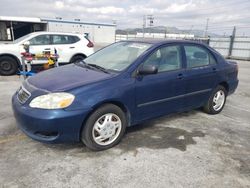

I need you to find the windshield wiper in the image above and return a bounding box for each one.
[75,61,95,70]
[75,61,110,74]
[87,63,110,74]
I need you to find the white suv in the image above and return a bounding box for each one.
[0,32,94,75]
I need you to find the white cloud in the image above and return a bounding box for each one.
[128,5,156,14]
[55,1,64,9]
[0,0,248,35]
[163,2,196,13]
[86,6,125,14]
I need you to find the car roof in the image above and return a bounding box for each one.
[123,39,207,46]
[29,31,83,37]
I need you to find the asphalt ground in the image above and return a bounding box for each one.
[0,60,249,188]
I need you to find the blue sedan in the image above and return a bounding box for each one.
[12,40,239,151]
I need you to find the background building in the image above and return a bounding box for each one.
[0,16,116,44]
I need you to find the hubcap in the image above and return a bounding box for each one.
[213,90,225,111]
[0,61,12,71]
[92,113,122,146]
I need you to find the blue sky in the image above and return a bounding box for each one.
[0,0,249,35]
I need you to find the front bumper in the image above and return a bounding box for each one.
[12,93,89,143]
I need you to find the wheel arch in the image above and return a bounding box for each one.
[218,81,229,93]
[79,100,131,141]
[69,53,87,63]
[0,53,21,67]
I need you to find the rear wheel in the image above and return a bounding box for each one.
[0,56,18,75]
[203,85,227,114]
[81,104,127,151]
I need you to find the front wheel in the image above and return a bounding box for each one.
[203,85,227,114]
[81,104,127,151]
[0,56,18,75]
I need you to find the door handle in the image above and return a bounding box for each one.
[177,73,184,79]
[44,48,51,51]
[212,67,217,72]
[69,47,75,49]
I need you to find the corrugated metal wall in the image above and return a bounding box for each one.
[210,37,250,60]
[209,37,231,57]
[231,37,250,60]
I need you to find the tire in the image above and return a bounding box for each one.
[70,55,86,63]
[203,85,227,114]
[0,56,18,76]
[81,104,127,151]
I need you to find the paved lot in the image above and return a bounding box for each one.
[0,60,250,188]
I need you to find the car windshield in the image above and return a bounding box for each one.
[84,41,152,72]
[13,33,33,43]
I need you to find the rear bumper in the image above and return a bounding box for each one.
[12,93,89,143]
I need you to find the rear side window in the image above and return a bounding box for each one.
[184,45,216,68]
[51,35,80,44]
[29,35,51,45]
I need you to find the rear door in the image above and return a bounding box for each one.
[135,44,186,122]
[183,44,218,108]
[51,35,80,63]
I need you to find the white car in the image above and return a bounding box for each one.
[0,32,94,75]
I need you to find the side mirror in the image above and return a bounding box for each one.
[22,41,30,52]
[23,41,30,46]
[137,65,158,75]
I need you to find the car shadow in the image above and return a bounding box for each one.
[45,111,205,154]
[119,121,205,152]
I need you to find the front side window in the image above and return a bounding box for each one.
[84,42,152,71]
[184,45,213,68]
[143,45,182,72]
[29,35,50,45]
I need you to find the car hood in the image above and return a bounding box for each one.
[0,43,17,49]
[27,64,115,92]
[0,42,15,45]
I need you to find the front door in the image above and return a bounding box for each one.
[135,45,186,122]
[27,34,51,64]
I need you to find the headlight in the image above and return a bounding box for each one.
[29,93,75,109]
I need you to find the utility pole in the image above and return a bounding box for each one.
[142,15,154,38]
[147,15,154,35]
[228,26,236,58]
[147,15,154,27]
[204,18,209,38]
[189,25,194,35]
[142,15,146,38]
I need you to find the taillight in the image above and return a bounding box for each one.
[86,39,94,48]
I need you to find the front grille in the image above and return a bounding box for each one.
[17,87,31,104]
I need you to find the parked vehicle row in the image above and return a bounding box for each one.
[0,32,94,75]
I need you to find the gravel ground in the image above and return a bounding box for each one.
[0,60,249,188]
